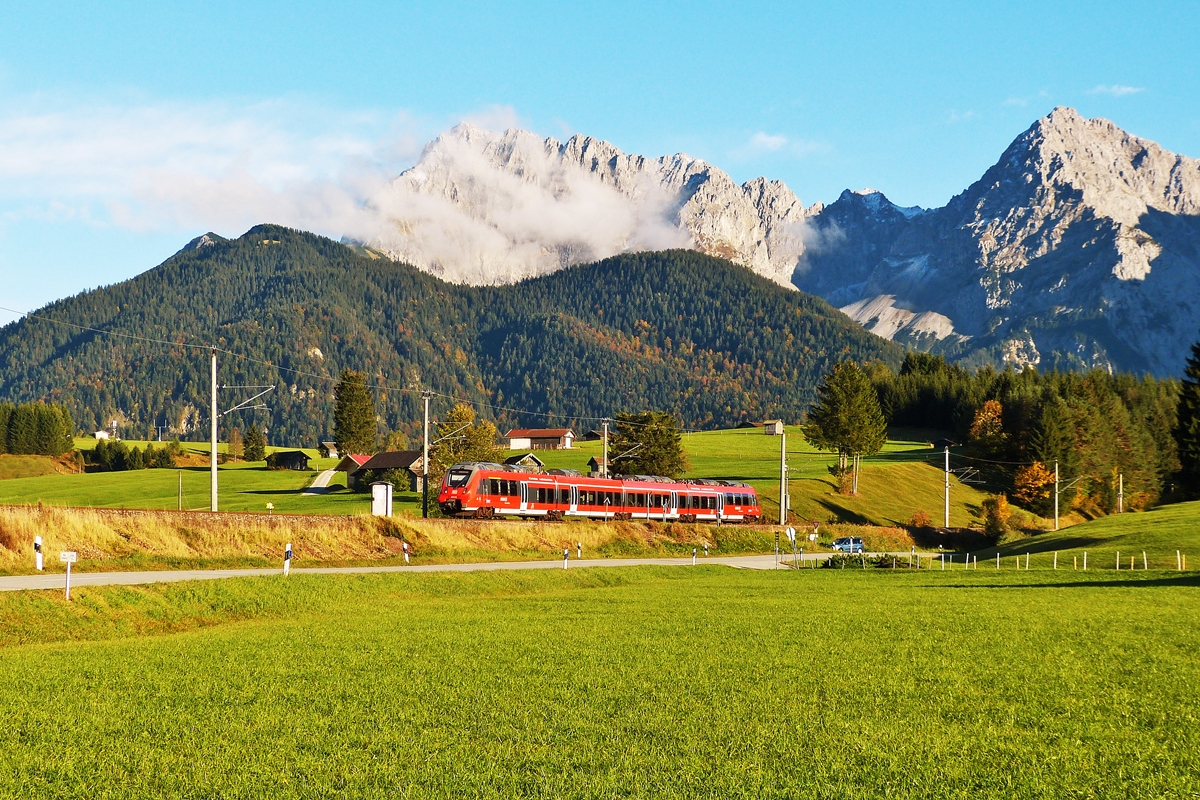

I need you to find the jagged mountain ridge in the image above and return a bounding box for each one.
[797,108,1200,375]
[366,124,820,287]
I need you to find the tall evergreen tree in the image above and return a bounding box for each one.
[334,369,376,455]
[609,411,689,478]
[1174,336,1200,498]
[802,361,887,493]
[244,424,267,462]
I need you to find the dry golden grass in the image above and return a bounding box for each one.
[0,505,819,572]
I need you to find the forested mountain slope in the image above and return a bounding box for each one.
[0,226,901,445]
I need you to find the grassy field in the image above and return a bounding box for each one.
[535,426,997,528]
[978,499,1200,571]
[0,566,1196,797]
[1,427,998,527]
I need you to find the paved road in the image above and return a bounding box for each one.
[302,469,337,495]
[0,553,829,592]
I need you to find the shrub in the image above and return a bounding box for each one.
[909,510,931,528]
[981,494,1013,540]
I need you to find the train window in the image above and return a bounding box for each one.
[559,488,569,504]
[446,469,473,487]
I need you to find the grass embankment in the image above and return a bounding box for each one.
[0,567,1196,796]
[0,504,912,574]
[977,499,1200,570]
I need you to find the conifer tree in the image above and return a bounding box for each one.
[1174,336,1200,498]
[609,411,689,478]
[802,361,887,493]
[244,424,267,462]
[334,369,376,455]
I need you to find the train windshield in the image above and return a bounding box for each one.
[446,469,473,487]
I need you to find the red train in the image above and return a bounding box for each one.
[438,462,761,523]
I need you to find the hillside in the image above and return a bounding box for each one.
[0,227,900,444]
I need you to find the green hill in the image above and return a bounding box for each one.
[0,226,900,445]
[987,500,1200,569]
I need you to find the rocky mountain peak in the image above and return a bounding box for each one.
[367,125,816,287]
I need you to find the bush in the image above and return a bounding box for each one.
[909,510,931,528]
[981,494,1013,541]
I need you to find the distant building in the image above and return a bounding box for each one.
[762,420,784,435]
[336,454,372,490]
[504,428,576,450]
[504,453,546,470]
[318,441,339,459]
[930,438,957,450]
[587,455,608,478]
[354,450,426,492]
[93,430,111,440]
[266,450,312,471]
[579,429,605,441]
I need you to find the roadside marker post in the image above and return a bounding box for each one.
[402,541,410,564]
[703,543,709,557]
[692,547,697,566]
[786,527,797,569]
[284,542,292,576]
[563,548,569,569]
[60,551,77,600]
[34,536,43,571]
[577,542,582,560]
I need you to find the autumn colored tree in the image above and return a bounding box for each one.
[1013,461,1055,513]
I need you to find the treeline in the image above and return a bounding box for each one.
[86,439,180,471]
[874,353,1179,514]
[0,402,75,456]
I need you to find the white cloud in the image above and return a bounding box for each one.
[732,131,824,161]
[1088,84,1144,97]
[1003,97,1028,107]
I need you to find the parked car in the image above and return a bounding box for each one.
[831,537,864,554]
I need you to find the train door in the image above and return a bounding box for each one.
[669,491,678,518]
[519,482,529,512]
[716,492,725,521]
[569,485,579,515]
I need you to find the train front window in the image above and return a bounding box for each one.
[447,469,473,488]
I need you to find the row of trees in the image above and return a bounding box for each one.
[87,439,180,471]
[0,402,75,457]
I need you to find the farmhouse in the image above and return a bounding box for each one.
[266,450,311,470]
[504,428,576,450]
[353,450,426,492]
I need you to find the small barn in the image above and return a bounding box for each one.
[354,450,426,492]
[266,450,311,471]
[318,441,340,458]
[504,428,576,450]
[504,453,546,470]
[587,456,609,478]
[336,453,372,490]
[762,420,784,435]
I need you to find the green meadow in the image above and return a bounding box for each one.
[1,566,1197,798]
[1,427,990,527]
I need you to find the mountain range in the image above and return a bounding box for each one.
[365,109,1200,375]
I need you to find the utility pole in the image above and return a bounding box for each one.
[210,348,218,513]
[1054,460,1060,532]
[602,419,609,478]
[421,391,432,518]
[778,429,787,525]
[943,446,950,529]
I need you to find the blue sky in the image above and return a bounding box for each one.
[1,0,1197,323]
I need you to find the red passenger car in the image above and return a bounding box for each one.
[438,462,761,523]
